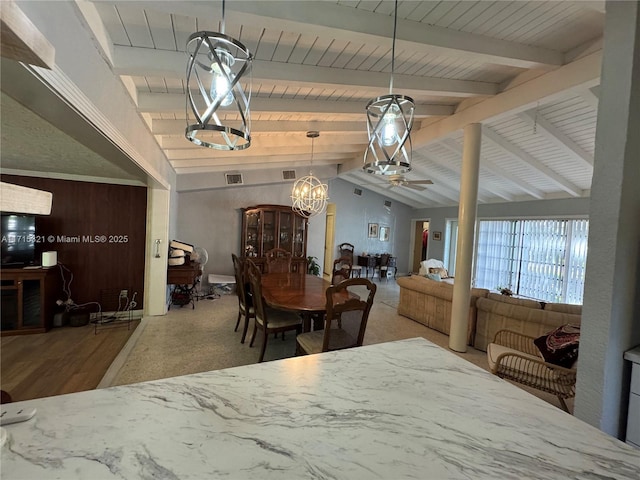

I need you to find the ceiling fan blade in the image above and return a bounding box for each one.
[404,183,426,191]
[405,179,433,185]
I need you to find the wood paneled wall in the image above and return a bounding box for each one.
[1,175,147,309]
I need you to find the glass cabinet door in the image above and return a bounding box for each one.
[244,210,260,257]
[279,211,292,252]
[262,210,276,253]
[293,216,306,258]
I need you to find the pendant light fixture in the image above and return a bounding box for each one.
[185,0,252,150]
[291,131,329,218]
[363,0,415,175]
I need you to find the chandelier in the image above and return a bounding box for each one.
[291,131,329,218]
[363,0,415,175]
[185,0,252,150]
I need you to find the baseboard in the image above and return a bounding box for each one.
[96,317,149,389]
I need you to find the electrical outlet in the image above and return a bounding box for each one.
[119,290,128,298]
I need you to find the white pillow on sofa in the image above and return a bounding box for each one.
[418,259,445,276]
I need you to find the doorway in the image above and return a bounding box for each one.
[323,204,336,280]
[411,220,430,273]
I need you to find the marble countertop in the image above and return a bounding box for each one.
[2,338,639,479]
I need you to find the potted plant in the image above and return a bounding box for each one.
[307,256,321,276]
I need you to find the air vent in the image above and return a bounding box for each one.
[353,188,362,196]
[282,170,296,180]
[225,173,244,185]
[384,200,392,208]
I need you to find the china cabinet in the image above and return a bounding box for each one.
[241,205,308,273]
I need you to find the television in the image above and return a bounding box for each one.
[1,214,37,267]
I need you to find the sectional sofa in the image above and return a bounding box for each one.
[396,275,582,349]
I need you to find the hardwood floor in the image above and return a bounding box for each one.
[1,321,139,402]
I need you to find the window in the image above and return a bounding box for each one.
[473,219,588,304]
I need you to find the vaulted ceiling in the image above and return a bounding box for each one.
[27,1,609,207]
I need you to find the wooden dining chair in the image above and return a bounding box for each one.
[246,260,302,362]
[331,256,353,285]
[296,278,376,355]
[231,253,255,344]
[338,242,362,277]
[265,247,292,273]
[376,253,391,281]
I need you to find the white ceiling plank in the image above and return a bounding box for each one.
[579,87,599,110]
[482,125,582,197]
[344,172,448,207]
[440,139,544,199]
[137,92,454,117]
[112,46,498,97]
[171,153,351,169]
[94,1,564,69]
[112,4,154,48]
[418,151,513,202]
[518,110,594,168]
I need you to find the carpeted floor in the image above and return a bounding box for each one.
[102,280,573,413]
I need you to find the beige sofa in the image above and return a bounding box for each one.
[396,275,490,345]
[474,293,582,352]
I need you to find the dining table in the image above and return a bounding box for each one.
[260,272,339,332]
[1,337,638,479]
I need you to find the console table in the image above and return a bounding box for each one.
[167,262,202,309]
[1,338,638,478]
[0,267,61,336]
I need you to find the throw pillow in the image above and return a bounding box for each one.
[429,267,448,278]
[425,273,441,281]
[534,324,580,368]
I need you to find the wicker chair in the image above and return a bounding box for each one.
[487,329,577,412]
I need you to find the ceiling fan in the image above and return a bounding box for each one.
[362,175,434,191]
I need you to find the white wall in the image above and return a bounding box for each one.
[329,178,415,274]
[176,184,326,283]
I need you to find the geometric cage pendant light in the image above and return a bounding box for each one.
[363,0,415,175]
[291,131,329,218]
[185,0,253,150]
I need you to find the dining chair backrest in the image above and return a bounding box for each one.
[331,256,353,285]
[338,243,355,262]
[246,259,267,323]
[322,278,376,352]
[231,253,249,307]
[265,247,292,273]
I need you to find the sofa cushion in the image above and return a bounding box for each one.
[474,296,581,352]
[543,303,582,315]
[486,292,542,309]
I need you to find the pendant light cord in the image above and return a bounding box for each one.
[389,0,398,94]
[220,0,226,35]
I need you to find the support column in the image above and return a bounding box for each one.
[574,0,640,438]
[143,187,171,317]
[449,123,481,353]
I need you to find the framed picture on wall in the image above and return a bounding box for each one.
[368,223,379,238]
[379,226,390,242]
[432,231,442,241]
